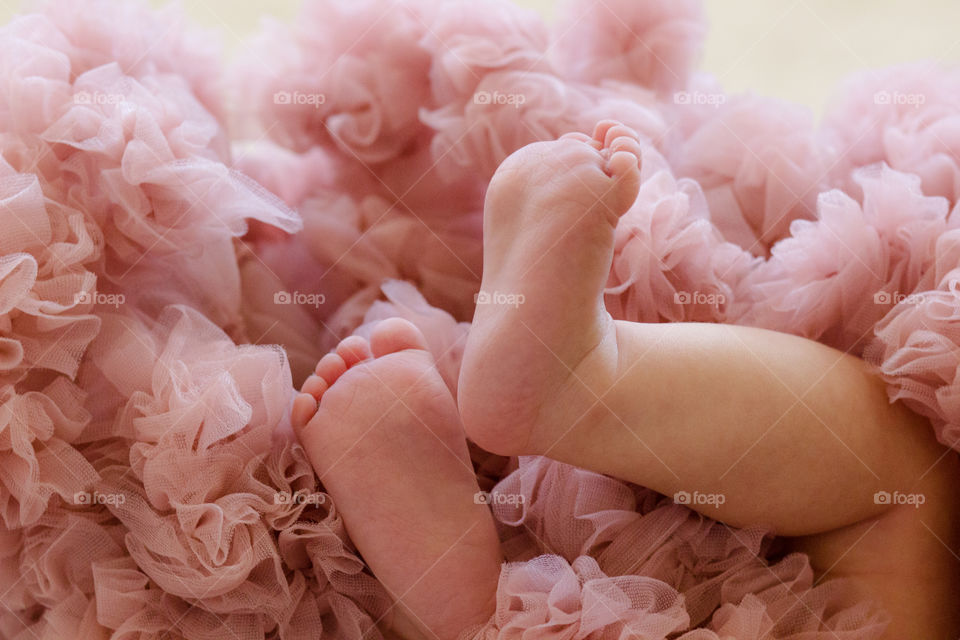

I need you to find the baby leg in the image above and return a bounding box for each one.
[293,319,501,640]
[459,122,960,638]
[459,119,945,534]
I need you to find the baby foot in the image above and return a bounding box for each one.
[459,121,642,456]
[291,318,501,640]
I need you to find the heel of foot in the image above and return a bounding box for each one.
[460,121,644,457]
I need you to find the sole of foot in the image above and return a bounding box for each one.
[292,318,502,640]
[459,120,643,457]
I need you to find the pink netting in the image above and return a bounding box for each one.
[2,0,957,638]
[464,457,887,639]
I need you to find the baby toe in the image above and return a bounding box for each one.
[336,336,372,367]
[315,353,347,384]
[302,374,329,398]
[592,120,623,145]
[602,124,639,149]
[370,318,429,358]
[291,392,319,430]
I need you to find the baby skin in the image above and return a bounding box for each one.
[292,121,960,640]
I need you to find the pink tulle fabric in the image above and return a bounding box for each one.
[465,457,887,639]
[822,63,960,204]
[668,91,830,256]
[2,0,958,638]
[552,0,705,95]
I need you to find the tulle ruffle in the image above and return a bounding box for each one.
[422,71,666,182]
[823,63,960,204]
[0,2,381,637]
[670,93,830,255]
[604,146,756,323]
[732,165,949,353]
[235,0,433,164]
[552,0,705,95]
[463,457,888,639]
[5,306,391,639]
[863,227,960,450]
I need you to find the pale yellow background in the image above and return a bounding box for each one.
[3,0,960,117]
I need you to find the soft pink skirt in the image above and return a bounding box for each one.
[4,0,959,638]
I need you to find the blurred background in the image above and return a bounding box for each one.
[3,0,959,117]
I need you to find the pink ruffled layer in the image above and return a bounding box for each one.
[733,165,949,353]
[0,2,380,638]
[604,146,756,324]
[5,306,392,639]
[863,225,960,451]
[669,92,830,255]
[463,457,888,639]
[823,63,960,204]
[552,0,705,95]
[3,0,959,637]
